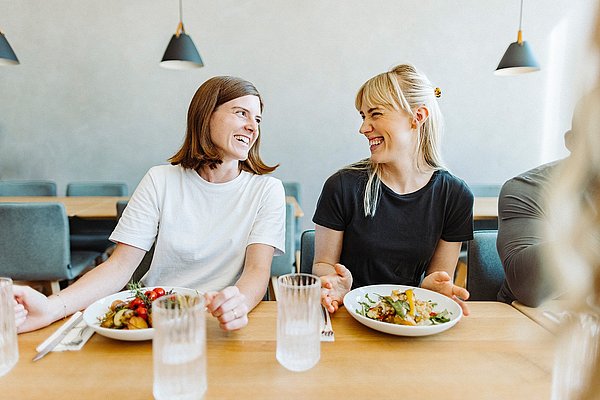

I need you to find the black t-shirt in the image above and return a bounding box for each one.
[313,168,474,288]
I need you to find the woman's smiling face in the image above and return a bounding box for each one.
[209,95,262,163]
[358,103,415,164]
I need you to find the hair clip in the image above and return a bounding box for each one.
[434,87,442,98]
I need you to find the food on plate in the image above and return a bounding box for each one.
[99,283,171,330]
[356,289,451,326]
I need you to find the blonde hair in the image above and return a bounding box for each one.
[350,64,445,217]
[547,89,600,400]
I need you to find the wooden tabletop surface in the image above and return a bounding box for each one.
[0,196,129,219]
[473,196,498,220]
[0,196,303,220]
[3,301,554,399]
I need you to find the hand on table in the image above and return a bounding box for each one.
[320,263,353,314]
[421,271,470,316]
[13,285,55,333]
[205,286,248,331]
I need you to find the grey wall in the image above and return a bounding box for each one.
[0,0,597,230]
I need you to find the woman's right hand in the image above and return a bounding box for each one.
[13,285,56,333]
[320,263,353,313]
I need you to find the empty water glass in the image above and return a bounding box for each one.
[276,273,321,372]
[0,277,18,377]
[153,293,206,400]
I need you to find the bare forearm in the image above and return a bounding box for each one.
[235,269,269,311]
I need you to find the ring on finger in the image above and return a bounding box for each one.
[232,309,238,319]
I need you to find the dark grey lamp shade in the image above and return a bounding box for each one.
[495,40,540,75]
[0,32,19,66]
[160,32,203,70]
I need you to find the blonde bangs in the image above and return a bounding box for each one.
[355,73,409,113]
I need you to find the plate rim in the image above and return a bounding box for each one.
[82,286,200,341]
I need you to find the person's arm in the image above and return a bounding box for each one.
[205,243,274,331]
[497,180,555,307]
[421,239,470,315]
[14,243,145,333]
[312,224,353,313]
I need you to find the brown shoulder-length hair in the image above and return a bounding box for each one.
[169,76,278,174]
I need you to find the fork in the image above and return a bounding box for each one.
[63,326,90,347]
[321,306,334,341]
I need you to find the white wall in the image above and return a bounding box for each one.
[0,0,597,230]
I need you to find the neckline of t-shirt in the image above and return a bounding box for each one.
[187,168,251,192]
[380,170,442,199]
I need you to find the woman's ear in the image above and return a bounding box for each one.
[414,106,430,125]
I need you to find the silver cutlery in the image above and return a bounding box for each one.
[321,306,334,341]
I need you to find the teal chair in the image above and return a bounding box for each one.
[67,181,128,252]
[283,182,302,250]
[270,202,296,276]
[66,182,128,197]
[299,229,315,274]
[116,200,155,285]
[0,203,101,294]
[0,180,56,196]
[466,230,505,301]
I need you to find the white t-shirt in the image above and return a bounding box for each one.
[110,164,285,292]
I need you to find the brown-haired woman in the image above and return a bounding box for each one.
[14,76,286,332]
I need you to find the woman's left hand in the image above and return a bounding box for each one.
[421,271,470,316]
[205,286,249,331]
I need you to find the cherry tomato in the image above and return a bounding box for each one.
[153,287,166,298]
[129,297,144,309]
[135,306,148,320]
[145,290,158,301]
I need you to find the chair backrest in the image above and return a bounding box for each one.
[67,182,128,197]
[466,230,505,301]
[270,202,296,276]
[0,203,73,280]
[0,180,57,196]
[282,182,301,205]
[299,229,315,274]
[283,182,302,250]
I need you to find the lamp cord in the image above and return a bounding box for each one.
[516,0,524,44]
[518,0,524,31]
[176,0,185,36]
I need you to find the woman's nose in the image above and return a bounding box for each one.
[359,120,372,135]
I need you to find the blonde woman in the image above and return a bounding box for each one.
[313,64,473,315]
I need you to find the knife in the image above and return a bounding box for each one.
[33,311,83,362]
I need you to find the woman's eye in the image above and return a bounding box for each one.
[255,118,262,125]
[371,112,382,117]
[236,110,246,117]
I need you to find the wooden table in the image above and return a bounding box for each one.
[473,196,498,221]
[0,196,128,219]
[0,196,303,220]
[3,302,553,399]
[512,300,567,333]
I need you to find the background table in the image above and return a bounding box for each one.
[0,196,128,219]
[3,302,554,399]
[473,197,498,221]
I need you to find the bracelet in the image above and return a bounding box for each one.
[55,293,67,320]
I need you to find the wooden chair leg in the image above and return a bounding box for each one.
[50,281,61,294]
[268,276,279,301]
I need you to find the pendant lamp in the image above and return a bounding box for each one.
[160,0,204,70]
[0,29,19,66]
[495,0,539,75]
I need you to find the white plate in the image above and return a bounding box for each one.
[83,286,200,341]
[343,284,462,337]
